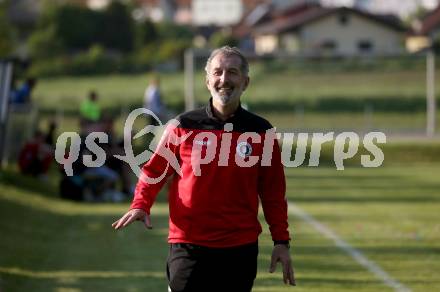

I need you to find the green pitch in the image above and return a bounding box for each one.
[0,159,439,291]
[32,70,440,132]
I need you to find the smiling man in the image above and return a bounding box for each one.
[112,46,295,291]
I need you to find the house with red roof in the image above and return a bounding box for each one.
[235,2,407,56]
[407,4,440,52]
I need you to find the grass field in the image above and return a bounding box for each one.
[3,62,439,291]
[1,156,439,291]
[28,68,440,135]
[33,69,437,111]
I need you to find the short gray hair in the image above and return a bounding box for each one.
[205,46,249,76]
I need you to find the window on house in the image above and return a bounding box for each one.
[358,40,374,53]
[339,13,349,26]
[321,40,337,50]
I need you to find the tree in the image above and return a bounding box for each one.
[100,1,135,52]
[54,4,103,50]
[135,19,158,49]
[0,0,15,57]
[156,22,193,42]
[404,2,428,26]
[209,30,239,48]
[27,26,64,59]
[28,1,136,55]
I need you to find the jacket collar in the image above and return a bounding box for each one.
[206,97,243,123]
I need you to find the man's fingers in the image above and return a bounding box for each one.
[112,209,151,231]
[113,213,132,230]
[113,215,126,230]
[121,213,137,228]
[144,214,153,229]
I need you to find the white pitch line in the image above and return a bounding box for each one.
[288,202,411,292]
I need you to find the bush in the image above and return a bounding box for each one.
[0,1,14,58]
[209,31,239,48]
[54,4,102,50]
[156,22,193,42]
[99,1,134,52]
[258,55,426,74]
[26,3,193,75]
[133,44,158,68]
[29,45,121,76]
[156,39,190,63]
[68,45,116,75]
[27,57,66,77]
[27,26,65,59]
[134,20,158,50]
[28,2,135,55]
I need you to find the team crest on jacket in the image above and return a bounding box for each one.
[236,142,253,158]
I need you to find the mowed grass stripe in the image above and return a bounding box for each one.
[257,213,390,291]
[1,164,439,291]
[288,202,411,292]
[285,165,440,292]
[0,267,164,279]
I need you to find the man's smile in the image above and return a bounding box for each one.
[216,84,234,95]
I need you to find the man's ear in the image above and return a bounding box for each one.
[243,76,250,91]
[205,76,210,89]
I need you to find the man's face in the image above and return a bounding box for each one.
[206,53,249,106]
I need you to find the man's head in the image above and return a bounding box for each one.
[205,46,250,106]
[27,78,37,89]
[150,75,160,86]
[89,90,98,102]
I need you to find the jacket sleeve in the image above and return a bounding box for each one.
[130,126,181,214]
[258,130,290,242]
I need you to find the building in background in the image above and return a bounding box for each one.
[192,0,242,26]
[235,2,406,56]
[407,5,440,53]
[321,0,439,19]
[133,0,268,25]
[6,0,440,56]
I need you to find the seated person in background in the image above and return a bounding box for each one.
[18,130,53,178]
[101,115,135,197]
[59,141,122,202]
[10,77,37,105]
[59,116,132,202]
[45,119,58,147]
[59,145,87,201]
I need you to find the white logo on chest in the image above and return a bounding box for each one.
[236,142,253,158]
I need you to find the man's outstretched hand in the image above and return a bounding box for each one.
[269,244,296,286]
[112,208,152,230]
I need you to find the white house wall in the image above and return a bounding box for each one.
[192,0,243,26]
[299,13,404,56]
[255,35,280,54]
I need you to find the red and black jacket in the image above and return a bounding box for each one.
[131,99,290,248]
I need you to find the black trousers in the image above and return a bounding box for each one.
[167,241,258,292]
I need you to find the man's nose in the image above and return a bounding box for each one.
[219,71,229,83]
